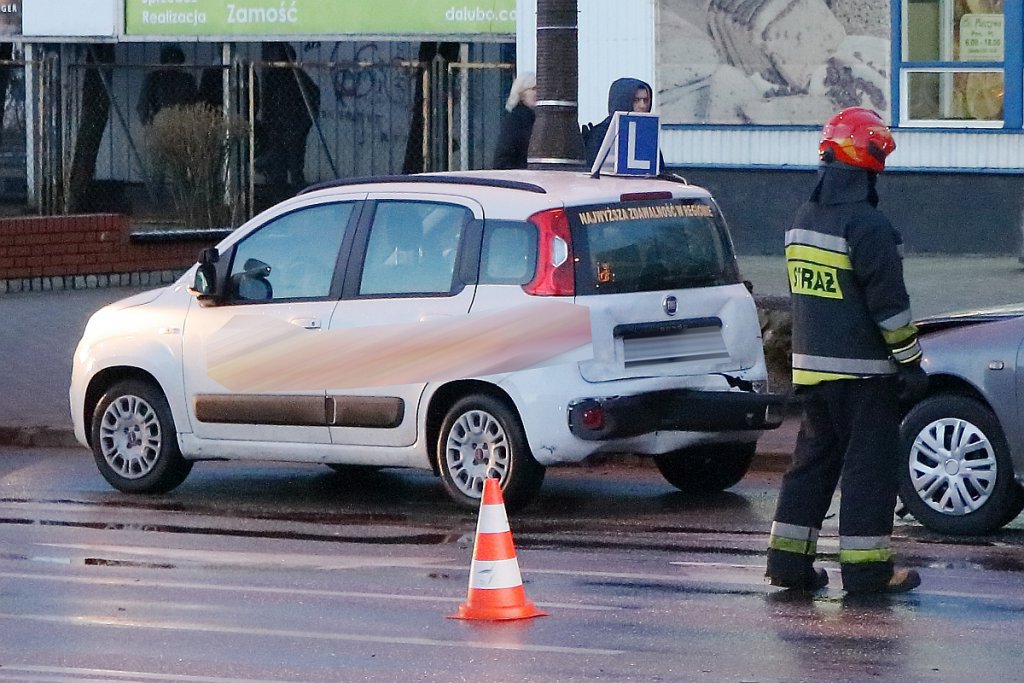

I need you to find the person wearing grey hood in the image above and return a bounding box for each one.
[582,77,652,167]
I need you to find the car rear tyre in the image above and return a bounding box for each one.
[91,380,193,494]
[437,394,545,513]
[899,394,1024,535]
[654,442,755,493]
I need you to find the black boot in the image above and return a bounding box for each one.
[767,548,829,591]
[768,566,829,590]
[845,567,920,594]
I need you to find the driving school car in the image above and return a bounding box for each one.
[71,169,782,511]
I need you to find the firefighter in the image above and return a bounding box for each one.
[766,107,927,594]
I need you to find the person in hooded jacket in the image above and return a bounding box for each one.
[137,45,198,126]
[583,77,652,167]
[765,107,927,595]
[258,42,321,187]
[492,73,537,170]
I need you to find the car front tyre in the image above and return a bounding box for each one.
[437,394,545,513]
[654,442,755,494]
[899,394,1024,535]
[90,380,193,494]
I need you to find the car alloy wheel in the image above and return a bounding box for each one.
[444,408,510,497]
[91,380,193,494]
[437,394,545,512]
[99,392,163,480]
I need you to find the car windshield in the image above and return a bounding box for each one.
[568,198,740,295]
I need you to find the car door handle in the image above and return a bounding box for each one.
[290,317,321,330]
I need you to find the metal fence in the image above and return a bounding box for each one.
[446,60,515,171]
[24,50,512,228]
[246,57,423,213]
[0,59,32,215]
[57,57,256,225]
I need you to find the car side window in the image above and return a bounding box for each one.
[230,202,353,302]
[359,201,470,296]
[480,221,537,285]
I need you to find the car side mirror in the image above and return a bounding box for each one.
[198,247,219,265]
[188,247,227,303]
[191,262,217,297]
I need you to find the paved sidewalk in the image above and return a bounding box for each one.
[2,254,1022,469]
[0,286,148,448]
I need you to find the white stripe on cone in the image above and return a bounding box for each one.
[476,503,510,535]
[467,558,524,590]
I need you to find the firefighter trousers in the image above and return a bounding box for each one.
[767,376,900,591]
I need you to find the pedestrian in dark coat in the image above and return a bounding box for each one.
[258,42,320,187]
[492,73,537,170]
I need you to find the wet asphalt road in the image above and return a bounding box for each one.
[4,255,1024,680]
[1,449,1022,682]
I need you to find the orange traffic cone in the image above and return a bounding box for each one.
[449,478,547,621]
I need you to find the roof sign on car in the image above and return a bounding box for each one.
[590,112,661,179]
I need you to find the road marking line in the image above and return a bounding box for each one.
[35,543,450,571]
[0,571,616,612]
[669,561,770,570]
[0,664,289,683]
[0,613,624,656]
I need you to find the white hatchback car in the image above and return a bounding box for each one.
[71,170,782,511]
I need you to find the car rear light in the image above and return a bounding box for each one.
[580,406,605,430]
[524,208,575,296]
[619,191,673,202]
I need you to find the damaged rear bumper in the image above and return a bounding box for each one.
[567,389,787,441]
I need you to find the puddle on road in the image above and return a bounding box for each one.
[516,535,764,556]
[0,550,176,570]
[0,515,454,546]
[0,496,409,526]
[924,556,1024,573]
[83,557,177,569]
[583,578,764,598]
[978,556,1024,572]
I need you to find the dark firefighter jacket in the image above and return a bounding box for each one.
[786,166,922,386]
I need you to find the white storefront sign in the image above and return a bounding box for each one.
[960,14,1003,62]
[23,0,118,37]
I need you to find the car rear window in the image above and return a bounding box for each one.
[567,198,741,295]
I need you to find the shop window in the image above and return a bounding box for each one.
[654,0,892,126]
[899,0,1007,126]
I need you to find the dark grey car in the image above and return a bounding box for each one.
[899,304,1024,534]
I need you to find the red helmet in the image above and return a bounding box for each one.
[818,107,896,173]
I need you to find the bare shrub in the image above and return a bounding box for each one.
[145,103,247,229]
[757,296,793,394]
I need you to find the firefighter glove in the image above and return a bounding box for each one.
[896,362,928,405]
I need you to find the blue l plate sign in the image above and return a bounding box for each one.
[615,113,660,176]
